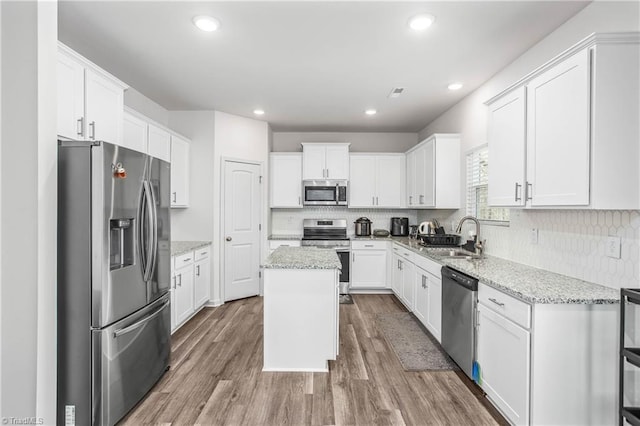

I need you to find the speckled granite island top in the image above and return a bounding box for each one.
[391,237,619,305]
[263,247,342,270]
[268,234,303,240]
[171,241,211,257]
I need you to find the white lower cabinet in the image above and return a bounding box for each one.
[391,245,415,310]
[477,302,530,425]
[351,241,388,289]
[171,245,211,333]
[413,255,443,341]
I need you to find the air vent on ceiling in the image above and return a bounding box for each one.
[388,87,405,98]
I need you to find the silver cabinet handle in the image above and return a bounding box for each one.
[364,244,373,248]
[76,117,84,136]
[419,195,424,204]
[488,297,505,307]
[177,273,182,287]
[376,196,379,206]
[298,196,301,206]
[89,121,96,140]
[352,252,355,262]
[515,182,522,202]
[172,276,176,289]
[326,168,329,178]
[526,182,533,201]
[196,265,200,276]
[422,275,426,288]
[372,196,375,205]
[399,260,403,271]
[183,257,191,262]
[172,192,177,203]
[201,251,207,256]
[409,195,412,205]
[226,237,232,242]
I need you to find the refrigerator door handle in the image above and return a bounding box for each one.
[147,180,159,279]
[142,181,155,282]
[113,299,169,338]
[138,184,148,278]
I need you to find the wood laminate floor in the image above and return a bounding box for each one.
[120,294,507,425]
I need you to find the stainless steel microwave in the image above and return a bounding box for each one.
[303,180,348,206]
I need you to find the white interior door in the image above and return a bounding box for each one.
[224,160,261,302]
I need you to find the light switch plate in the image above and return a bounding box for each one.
[530,228,538,245]
[606,236,621,259]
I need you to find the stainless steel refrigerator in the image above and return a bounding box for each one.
[57,140,171,426]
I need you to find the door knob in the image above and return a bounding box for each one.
[226,237,232,242]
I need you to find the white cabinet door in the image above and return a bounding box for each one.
[413,145,427,207]
[148,124,171,162]
[194,257,211,308]
[376,155,405,208]
[57,51,85,140]
[270,153,303,208]
[302,144,326,180]
[391,253,402,297]
[349,155,376,207]
[425,272,442,342]
[488,86,527,207]
[406,151,416,207]
[351,249,387,288]
[414,269,429,325]
[85,68,123,145]
[401,260,415,311]
[325,144,349,179]
[526,49,590,206]
[170,135,190,208]
[477,303,530,426]
[422,139,436,207]
[174,264,195,325]
[122,111,148,153]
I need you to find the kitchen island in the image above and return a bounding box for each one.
[262,247,341,372]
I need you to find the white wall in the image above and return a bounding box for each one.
[213,111,270,305]
[416,1,640,290]
[0,1,57,422]
[272,131,417,153]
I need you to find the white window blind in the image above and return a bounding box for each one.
[466,146,509,222]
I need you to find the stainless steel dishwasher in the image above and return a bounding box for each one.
[441,266,478,379]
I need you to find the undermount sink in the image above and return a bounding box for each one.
[444,250,484,260]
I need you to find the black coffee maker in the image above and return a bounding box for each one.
[390,217,409,236]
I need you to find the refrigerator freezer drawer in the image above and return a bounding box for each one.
[92,294,171,426]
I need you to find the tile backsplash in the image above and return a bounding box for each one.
[271,208,417,237]
[418,209,640,290]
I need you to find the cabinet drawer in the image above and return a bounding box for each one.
[194,246,210,261]
[174,251,195,269]
[413,254,442,277]
[478,283,531,329]
[351,240,388,250]
[269,240,301,249]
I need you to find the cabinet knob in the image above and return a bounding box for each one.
[226,237,232,242]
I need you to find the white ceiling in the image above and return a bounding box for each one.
[58,1,589,132]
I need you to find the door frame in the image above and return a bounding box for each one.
[219,157,265,303]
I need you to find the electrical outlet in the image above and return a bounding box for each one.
[606,236,621,259]
[530,228,538,245]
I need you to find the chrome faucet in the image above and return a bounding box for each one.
[455,215,485,255]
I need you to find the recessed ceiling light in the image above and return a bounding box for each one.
[448,82,463,91]
[365,109,377,116]
[193,15,220,32]
[253,109,265,116]
[408,14,435,31]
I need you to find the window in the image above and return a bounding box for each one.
[466,145,509,223]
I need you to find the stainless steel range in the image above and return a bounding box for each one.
[301,219,350,293]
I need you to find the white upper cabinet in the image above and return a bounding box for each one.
[405,134,460,209]
[170,135,190,208]
[148,124,171,163]
[486,32,640,209]
[122,111,148,153]
[487,86,527,207]
[526,49,590,206]
[302,143,350,180]
[270,153,303,208]
[349,154,405,208]
[57,43,127,144]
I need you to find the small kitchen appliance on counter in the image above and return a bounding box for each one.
[354,217,372,236]
[390,217,409,236]
[409,225,419,239]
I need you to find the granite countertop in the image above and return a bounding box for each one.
[389,237,619,305]
[263,247,342,270]
[171,241,212,257]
